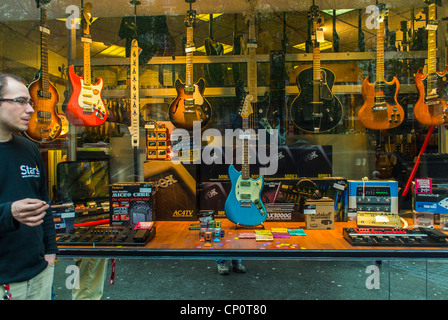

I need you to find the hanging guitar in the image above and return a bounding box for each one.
[414,0,448,126]
[290,4,342,133]
[25,0,62,143]
[168,3,211,131]
[66,2,107,127]
[225,94,267,227]
[233,1,273,134]
[357,3,404,130]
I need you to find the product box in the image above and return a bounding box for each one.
[52,203,75,234]
[198,145,333,181]
[110,182,155,227]
[143,161,197,220]
[414,184,448,214]
[198,178,346,222]
[304,197,335,230]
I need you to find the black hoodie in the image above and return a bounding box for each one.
[0,135,57,284]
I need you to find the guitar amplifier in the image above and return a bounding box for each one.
[144,161,197,220]
[418,154,448,183]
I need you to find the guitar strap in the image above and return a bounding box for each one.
[129,39,139,149]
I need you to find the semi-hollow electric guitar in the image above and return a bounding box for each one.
[225,94,267,227]
[25,0,62,143]
[290,5,342,133]
[66,3,107,127]
[168,8,211,131]
[358,3,404,130]
[414,1,448,126]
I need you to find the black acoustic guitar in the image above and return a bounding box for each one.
[290,5,342,133]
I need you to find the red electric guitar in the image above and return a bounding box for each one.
[25,0,62,142]
[66,2,107,127]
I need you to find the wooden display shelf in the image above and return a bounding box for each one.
[56,219,448,260]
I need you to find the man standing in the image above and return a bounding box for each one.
[0,73,57,300]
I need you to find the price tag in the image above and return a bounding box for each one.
[415,178,432,194]
[316,27,325,42]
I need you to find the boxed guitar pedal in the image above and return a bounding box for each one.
[304,197,335,230]
[110,182,155,226]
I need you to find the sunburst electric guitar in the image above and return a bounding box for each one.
[290,5,342,133]
[25,0,62,142]
[358,3,404,130]
[66,3,107,127]
[414,1,448,126]
[168,8,211,131]
[225,94,267,227]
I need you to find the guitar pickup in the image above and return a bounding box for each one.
[239,181,251,188]
[37,90,52,99]
[240,200,252,207]
[240,193,251,200]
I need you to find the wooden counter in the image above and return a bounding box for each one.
[56,219,448,260]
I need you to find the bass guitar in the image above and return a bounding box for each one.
[290,4,342,133]
[25,0,62,143]
[358,3,404,130]
[225,94,267,227]
[414,1,448,126]
[66,2,107,127]
[169,7,211,131]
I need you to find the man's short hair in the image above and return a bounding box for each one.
[0,73,26,99]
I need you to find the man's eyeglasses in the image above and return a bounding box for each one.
[0,98,35,107]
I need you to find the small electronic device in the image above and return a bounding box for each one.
[347,180,398,213]
[343,227,448,247]
[356,211,403,228]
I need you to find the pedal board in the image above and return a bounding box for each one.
[57,225,156,247]
[343,227,448,247]
[356,211,402,228]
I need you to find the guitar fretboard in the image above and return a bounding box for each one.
[376,17,385,84]
[186,26,194,88]
[40,7,49,92]
[427,4,437,75]
[242,117,250,180]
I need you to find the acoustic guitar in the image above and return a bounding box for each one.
[357,3,404,130]
[66,3,107,127]
[225,94,267,227]
[414,1,448,126]
[25,0,62,143]
[168,8,211,131]
[290,5,343,133]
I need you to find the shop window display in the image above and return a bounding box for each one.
[1,0,448,259]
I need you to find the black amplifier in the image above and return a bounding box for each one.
[343,227,448,247]
[57,225,156,246]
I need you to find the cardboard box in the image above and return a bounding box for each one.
[304,197,335,230]
[110,182,155,226]
[143,161,197,220]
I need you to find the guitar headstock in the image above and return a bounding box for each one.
[35,0,51,8]
[184,9,196,28]
[308,4,323,27]
[240,94,254,119]
[424,0,442,6]
[376,3,389,23]
[82,2,93,36]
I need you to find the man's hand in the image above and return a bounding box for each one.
[11,198,49,227]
